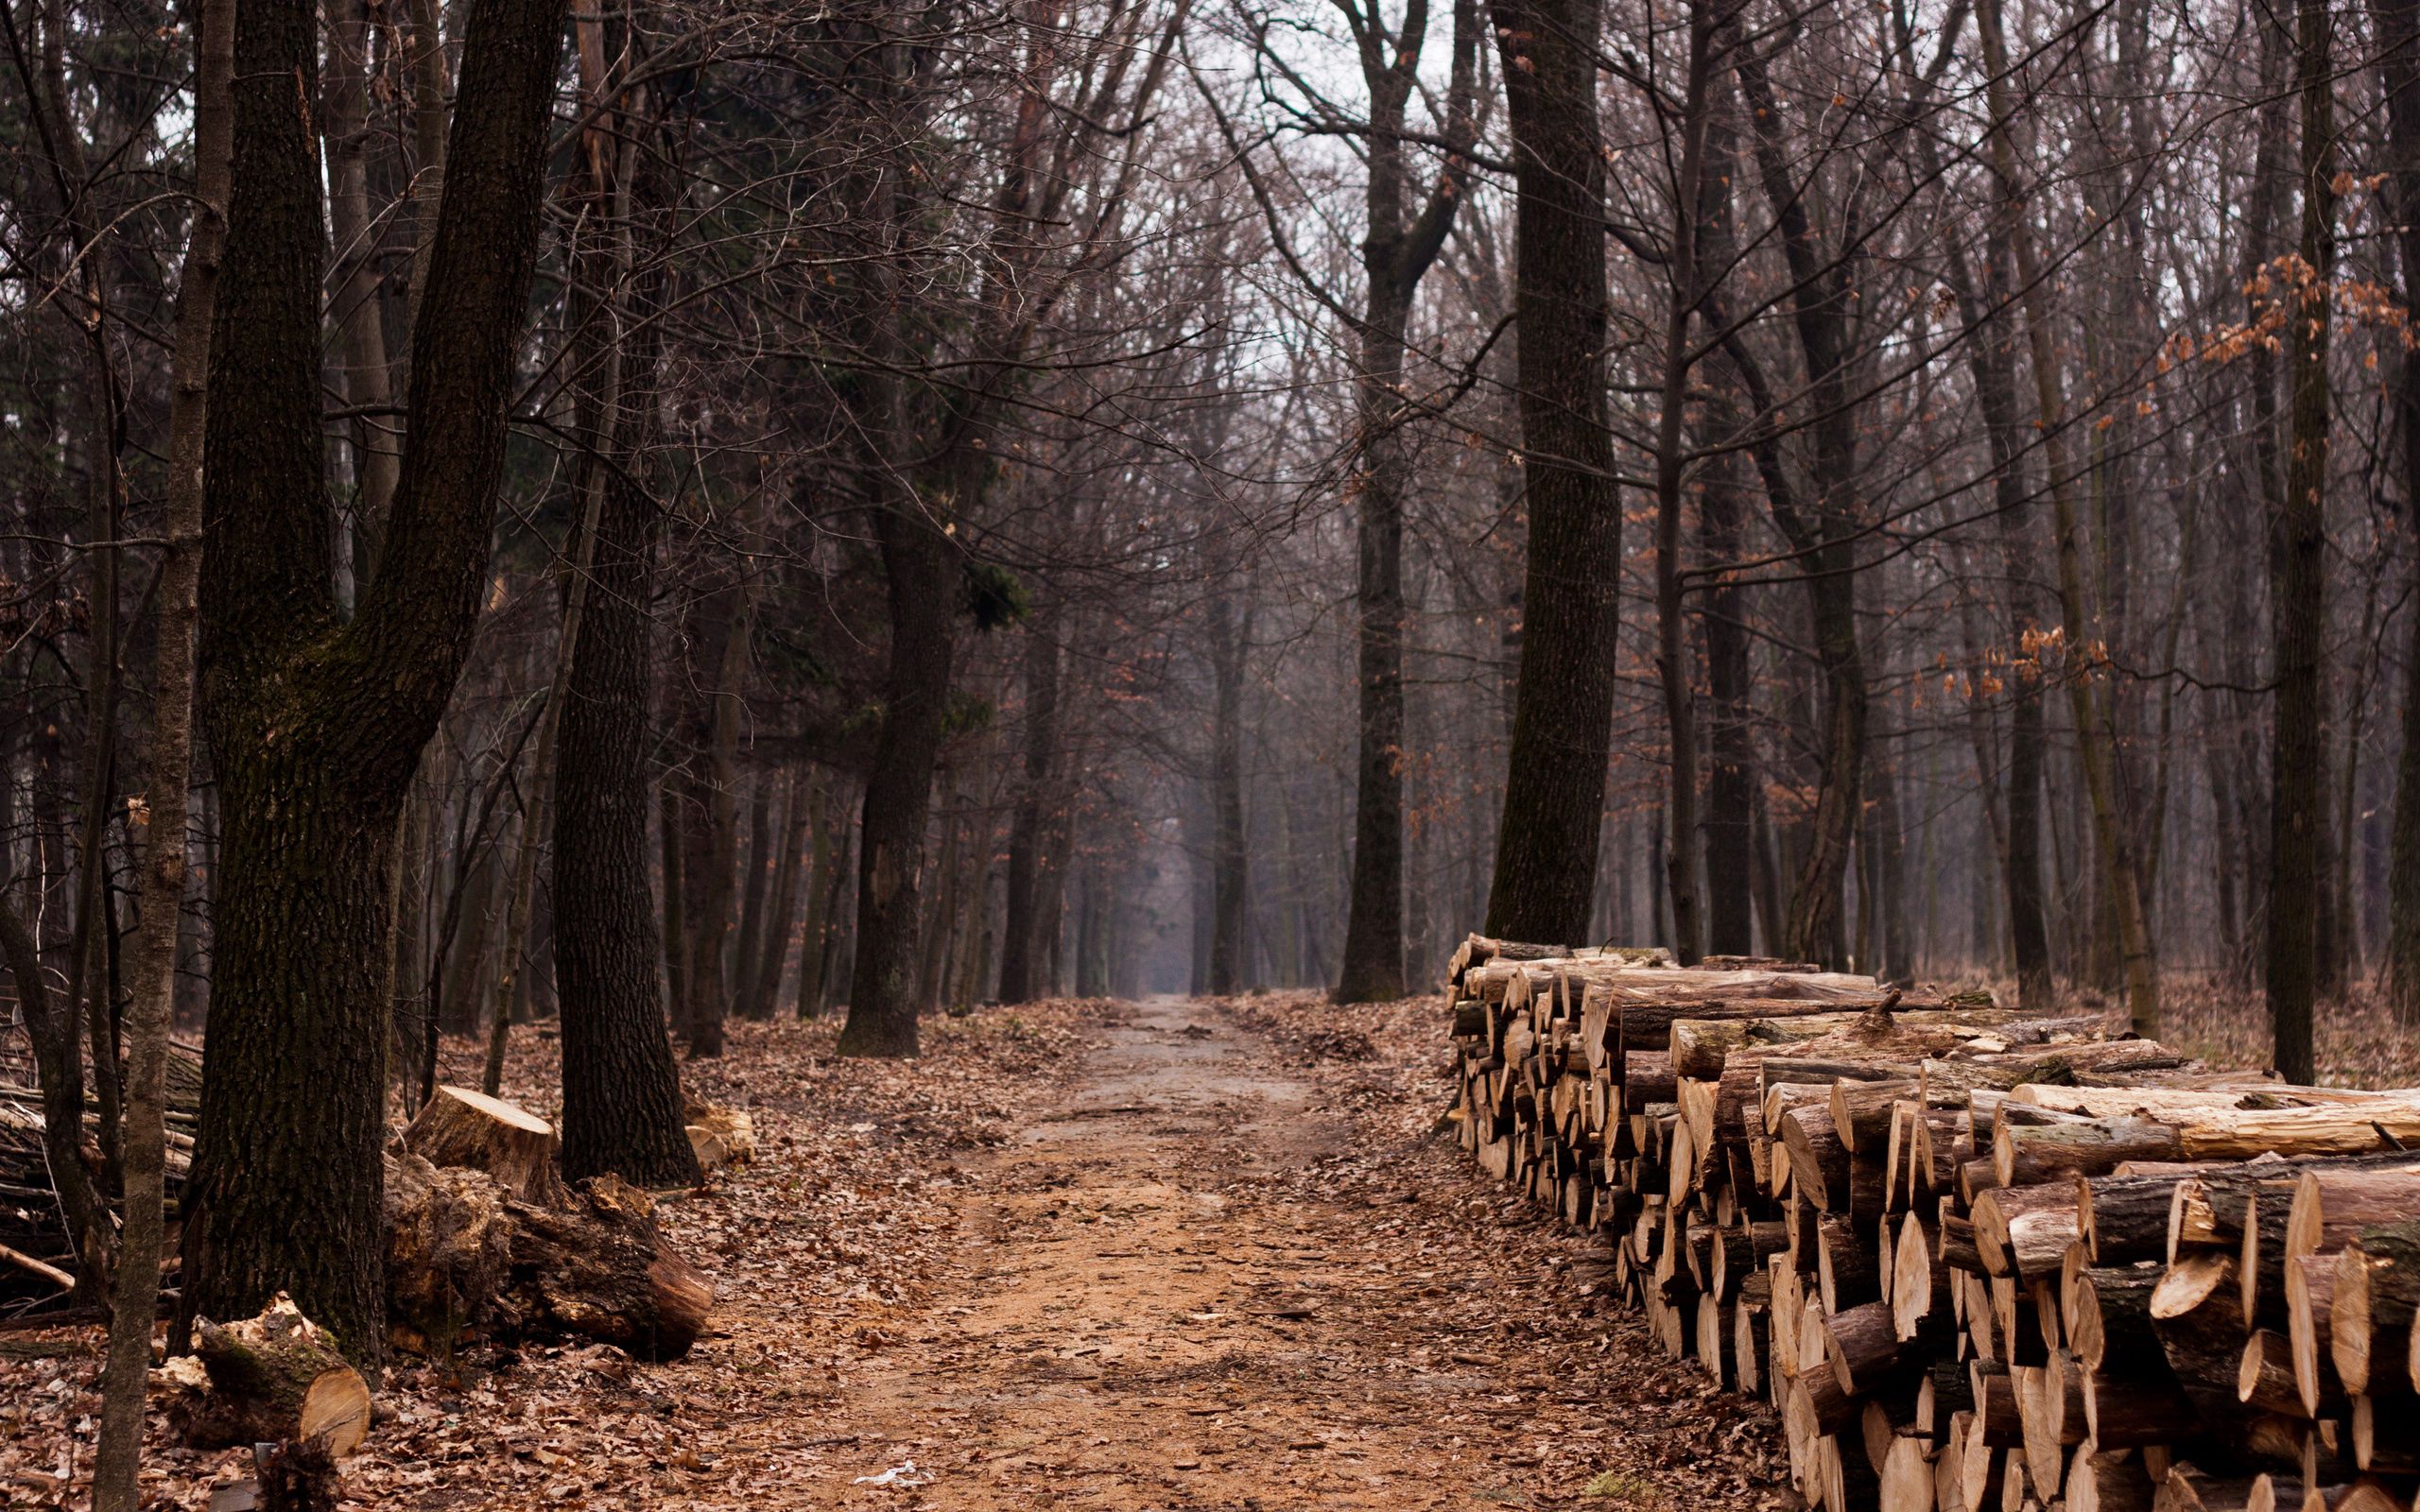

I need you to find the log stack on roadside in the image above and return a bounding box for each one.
[1441,934,2420,1512]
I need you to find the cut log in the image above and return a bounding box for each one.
[1974,1180,2084,1283]
[383,1152,513,1355]
[1896,1211,1951,1341]
[1996,1116,2185,1190]
[2283,1252,2340,1418]
[2347,1392,2420,1473]
[2237,1329,2308,1417]
[1822,1213,1884,1312]
[1882,1432,1937,1512]
[160,1295,372,1457]
[2081,1363,2199,1449]
[402,1085,565,1204]
[1836,1077,1921,1156]
[1827,1298,1915,1394]
[2017,1350,2086,1494]
[2154,1466,2255,1512]
[2084,1171,2197,1267]
[2068,1261,2166,1376]
[2328,1217,2420,1396]
[683,1100,756,1177]
[2070,1445,2160,1512]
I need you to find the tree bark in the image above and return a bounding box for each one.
[1480,0,1624,946]
[2266,0,2335,1084]
[796,770,838,1016]
[996,605,1060,1005]
[1209,596,1250,993]
[730,773,777,1020]
[1971,0,2160,1034]
[323,0,400,559]
[1649,0,1721,966]
[744,769,807,1020]
[551,101,701,1188]
[183,0,571,1358]
[838,474,960,1056]
[2378,0,2420,1022]
[1731,41,1868,969]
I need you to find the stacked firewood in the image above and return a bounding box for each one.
[1443,934,2420,1512]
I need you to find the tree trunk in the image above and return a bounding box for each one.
[1209,597,1250,993]
[183,0,571,1358]
[1335,289,1415,1002]
[796,770,837,1017]
[729,773,776,1021]
[1649,0,1721,966]
[917,791,962,1010]
[95,0,230,1493]
[659,773,687,1021]
[838,483,959,1057]
[1971,0,2160,1034]
[322,0,400,557]
[2375,0,2420,1022]
[996,606,1060,1005]
[681,567,755,1058]
[550,113,701,1188]
[1701,403,1756,959]
[745,769,806,1021]
[1481,0,1624,946]
[1731,41,1869,969]
[1333,0,1485,1000]
[2267,0,2335,1084]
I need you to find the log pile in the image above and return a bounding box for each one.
[0,1040,200,1304]
[1442,935,2420,1512]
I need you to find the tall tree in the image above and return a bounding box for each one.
[94,0,232,1494]
[1646,0,1724,965]
[2267,0,2335,1082]
[182,0,573,1354]
[1331,0,1480,1003]
[551,36,703,1188]
[1481,0,1624,946]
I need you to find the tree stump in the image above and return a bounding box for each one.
[402,1086,563,1203]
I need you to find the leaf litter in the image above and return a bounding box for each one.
[0,993,1797,1508]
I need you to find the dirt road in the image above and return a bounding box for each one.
[704,996,1783,1511]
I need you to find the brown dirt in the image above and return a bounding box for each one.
[0,995,1788,1510]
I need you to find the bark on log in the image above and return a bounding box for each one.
[502,1174,713,1360]
[2329,1217,2420,1396]
[161,1295,372,1456]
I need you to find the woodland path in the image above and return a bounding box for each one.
[691,995,1781,1512]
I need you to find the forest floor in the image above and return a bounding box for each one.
[0,991,1785,1510]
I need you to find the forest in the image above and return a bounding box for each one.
[8,0,2420,1501]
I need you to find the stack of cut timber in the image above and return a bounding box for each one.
[1441,934,2420,1512]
